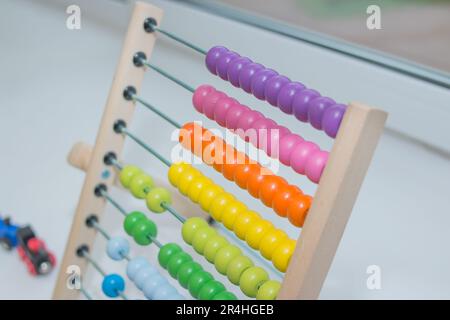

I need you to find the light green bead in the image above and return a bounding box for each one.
[214,245,242,275]
[203,235,229,263]
[256,280,281,300]
[146,187,171,213]
[226,255,254,285]
[239,266,269,298]
[192,226,217,254]
[181,217,208,245]
[119,165,141,188]
[129,173,154,199]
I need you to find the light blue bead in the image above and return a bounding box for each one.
[126,256,149,280]
[166,293,185,300]
[102,274,125,298]
[107,236,130,261]
[134,266,159,290]
[153,284,178,300]
[142,274,167,300]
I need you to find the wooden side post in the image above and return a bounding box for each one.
[278,102,387,299]
[52,2,163,299]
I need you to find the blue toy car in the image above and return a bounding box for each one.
[0,217,19,250]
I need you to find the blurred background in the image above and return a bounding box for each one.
[0,0,449,299]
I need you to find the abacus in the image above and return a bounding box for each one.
[53,2,387,300]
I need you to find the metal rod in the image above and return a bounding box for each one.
[133,95,182,128]
[152,25,207,55]
[83,253,106,277]
[162,203,186,223]
[101,190,128,217]
[120,127,172,167]
[148,234,163,249]
[91,221,111,241]
[142,60,195,93]
[110,158,123,171]
[79,286,93,300]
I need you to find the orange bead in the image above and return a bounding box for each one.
[233,164,259,189]
[258,175,288,207]
[246,168,266,198]
[179,122,203,155]
[202,138,225,166]
[221,150,239,181]
[272,185,303,217]
[286,195,312,227]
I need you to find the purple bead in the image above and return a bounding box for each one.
[227,57,252,87]
[322,103,347,138]
[205,46,228,75]
[277,82,305,114]
[264,75,290,106]
[216,51,240,80]
[308,96,335,130]
[238,63,264,93]
[292,89,320,122]
[250,69,278,100]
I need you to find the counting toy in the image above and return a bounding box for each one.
[0,216,56,276]
[53,2,387,300]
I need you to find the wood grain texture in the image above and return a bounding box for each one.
[52,2,163,299]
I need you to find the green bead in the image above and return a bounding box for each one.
[192,226,217,254]
[132,218,157,246]
[167,251,193,278]
[146,187,171,213]
[198,280,226,300]
[123,211,146,236]
[158,243,182,268]
[181,217,208,245]
[129,173,154,199]
[119,165,141,188]
[256,280,281,300]
[212,291,238,300]
[214,245,242,275]
[187,270,213,298]
[203,235,229,263]
[239,266,269,298]
[226,255,254,285]
[177,261,203,289]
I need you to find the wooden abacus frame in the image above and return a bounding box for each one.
[53,1,387,300]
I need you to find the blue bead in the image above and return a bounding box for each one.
[126,256,149,280]
[153,284,177,300]
[102,274,125,298]
[166,293,185,300]
[107,236,130,261]
[142,274,167,300]
[134,266,158,290]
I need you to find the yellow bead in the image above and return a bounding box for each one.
[259,229,288,260]
[221,201,247,230]
[186,176,212,203]
[245,219,274,250]
[168,162,190,187]
[119,165,141,189]
[271,239,296,272]
[178,168,200,196]
[233,210,260,240]
[209,193,235,221]
[198,185,224,212]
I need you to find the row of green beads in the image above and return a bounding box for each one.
[158,243,237,300]
[123,211,157,246]
[182,217,280,299]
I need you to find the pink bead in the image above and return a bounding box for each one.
[235,110,264,141]
[279,134,304,166]
[305,150,329,183]
[225,104,250,130]
[263,126,289,157]
[214,96,238,127]
[276,125,291,138]
[192,85,215,113]
[290,141,319,175]
[250,118,277,148]
[203,91,226,120]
